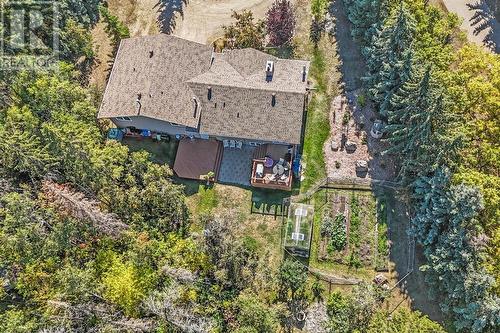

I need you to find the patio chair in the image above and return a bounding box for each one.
[223,140,229,148]
[236,141,243,149]
[280,174,287,181]
[256,163,264,178]
[230,140,236,148]
[278,158,285,165]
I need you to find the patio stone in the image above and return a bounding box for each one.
[218,145,256,186]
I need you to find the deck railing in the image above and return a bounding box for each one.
[250,159,292,191]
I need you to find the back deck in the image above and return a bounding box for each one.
[251,144,293,191]
[173,138,223,181]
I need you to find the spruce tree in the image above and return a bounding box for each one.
[344,0,393,47]
[363,3,416,109]
[383,67,456,182]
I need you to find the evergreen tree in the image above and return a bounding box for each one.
[412,169,500,332]
[344,0,393,46]
[383,67,457,182]
[363,3,416,108]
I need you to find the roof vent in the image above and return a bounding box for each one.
[266,60,274,82]
[208,87,212,101]
[271,93,276,107]
[302,65,307,82]
[149,50,154,58]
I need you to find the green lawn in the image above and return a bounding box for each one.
[295,32,340,192]
[300,48,332,191]
[122,137,178,166]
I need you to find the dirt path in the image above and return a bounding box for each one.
[441,0,499,53]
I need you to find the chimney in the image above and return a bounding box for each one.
[207,87,212,100]
[302,65,307,82]
[271,93,276,107]
[149,50,154,58]
[266,60,274,82]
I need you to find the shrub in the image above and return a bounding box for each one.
[357,94,366,107]
[342,112,350,125]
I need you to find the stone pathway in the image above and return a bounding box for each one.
[324,92,396,182]
[218,145,256,186]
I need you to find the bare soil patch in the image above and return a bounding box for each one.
[88,22,113,89]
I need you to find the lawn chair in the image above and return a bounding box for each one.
[223,140,229,148]
[230,140,236,148]
[236,141,243,149]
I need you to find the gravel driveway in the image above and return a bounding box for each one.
[441,0,499,53]
[173,0,284,43]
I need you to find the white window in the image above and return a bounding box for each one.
[116,116,132,121]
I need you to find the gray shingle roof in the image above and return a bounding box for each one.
[98,34,213,128]
[98,34,310,144]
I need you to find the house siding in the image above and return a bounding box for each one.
[111,116,200,137]
[112,115,297,147]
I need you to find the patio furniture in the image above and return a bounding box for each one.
[230,140,236,148]
[223,140,229,148]
[280,174,288,181]
[273,163,285,176]
[236,141,243,149]
[293,155,302,177]
[278,158,285,165]
[370,119,385,139]
[256,163,264,178]
[107,128,124,142]
[346,141,357,153]
[141,129,151,137]
[264,157,274,168]
[356,160,368,172]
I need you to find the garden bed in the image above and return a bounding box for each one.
[316,190,378,269]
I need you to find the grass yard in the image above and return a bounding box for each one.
[122,137,178,166]
[186,183,285,269]
[293,0,341,192]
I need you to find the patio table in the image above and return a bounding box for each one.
[273,164,285,176]
[264,157,274,168]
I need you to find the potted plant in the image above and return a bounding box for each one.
[204,171,215,186]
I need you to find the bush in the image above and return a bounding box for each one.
[342,112,350,125]
[348,252,362,269]
[357,94,366,107]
